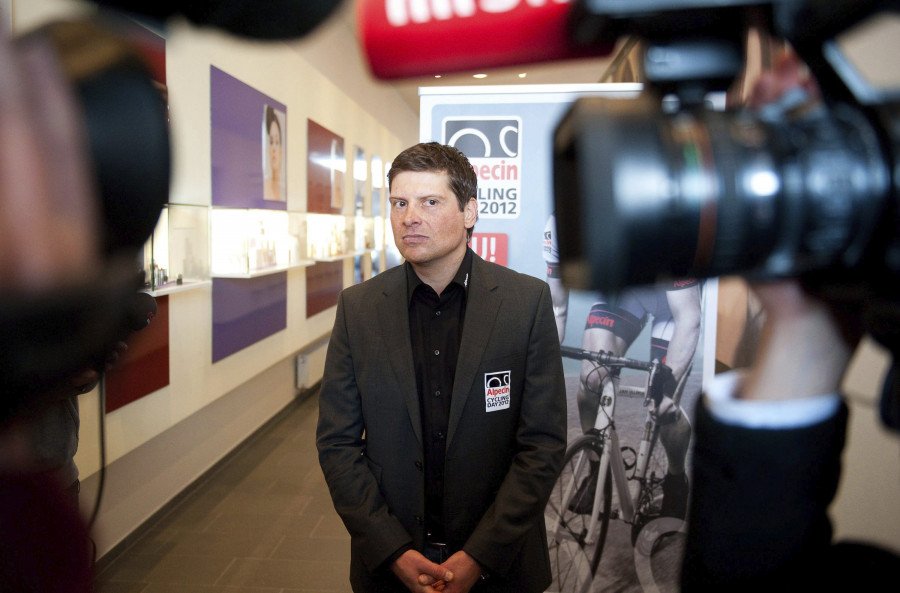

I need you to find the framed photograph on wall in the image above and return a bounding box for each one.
[262,104,287,202]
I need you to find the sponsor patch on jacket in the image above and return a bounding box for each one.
[484,370,511,412]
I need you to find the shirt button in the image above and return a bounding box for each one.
[436,310,441,316]
[434,349,440,356]
[415,460,423,470]
[415,516,424,524]
[434,390,441,397]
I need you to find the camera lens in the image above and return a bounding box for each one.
[24,19,171,257]
[553,95,890,291]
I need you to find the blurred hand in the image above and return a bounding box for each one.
[741,281,857,401]
[747,47,820,111]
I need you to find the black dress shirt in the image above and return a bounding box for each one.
[406,248,472,542]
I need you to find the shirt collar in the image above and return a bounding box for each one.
[406,247,473,306]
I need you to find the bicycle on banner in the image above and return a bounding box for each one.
[546,345,693,593]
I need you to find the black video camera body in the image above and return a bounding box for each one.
[555,0,899,293]
[552,0,900,428]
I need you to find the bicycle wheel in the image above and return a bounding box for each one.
[547,435,612,592]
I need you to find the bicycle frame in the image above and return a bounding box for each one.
[553,346,677,544]
[582,365,659,544]
[549,346,695,592]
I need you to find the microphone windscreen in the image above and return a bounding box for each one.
[93,1,344,40]
[357,0,615,80]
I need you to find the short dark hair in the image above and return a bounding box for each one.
[388,142,477,239]
[265,105,281,136]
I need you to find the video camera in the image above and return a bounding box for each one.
[0,1,343,420]
[553,0,900,426]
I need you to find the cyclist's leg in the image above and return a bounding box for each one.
[577,326,626,434]
[649,332,692,518]
[570,305,639,515]
[577,298,644,433]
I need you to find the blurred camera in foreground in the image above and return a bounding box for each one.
[553,0,900,296]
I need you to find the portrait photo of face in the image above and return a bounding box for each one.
[262,105,286,202]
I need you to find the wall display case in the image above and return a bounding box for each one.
[307,213,367,261]
[211,208,314,278]
[373,214,385,252]
[142,204,211,295]
[358,215,376,253]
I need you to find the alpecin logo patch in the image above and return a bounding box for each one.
[484,370,511,412]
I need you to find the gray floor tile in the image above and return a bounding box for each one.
[140,584,282,593]
[94,581,149,593]
[165,530,285,559]
[143,554,235,585]
[270,535,350,561]
[94,395,354,591]
[218,558,350,590]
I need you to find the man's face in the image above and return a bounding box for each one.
[389,170,476,269]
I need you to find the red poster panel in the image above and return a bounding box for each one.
[470,233,508,267]
[307,119,345,214]
[307,261,343,318]
[306,119,346,315]
[105,295,170,413]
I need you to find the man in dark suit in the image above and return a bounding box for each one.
[316,142,567,593]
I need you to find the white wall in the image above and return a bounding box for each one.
[13,0,417,558]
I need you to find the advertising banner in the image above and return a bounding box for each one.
[421,84,717,593]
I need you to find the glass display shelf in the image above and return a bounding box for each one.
[358,215,376,252]
[211,208,314,278]
[373,215,385,252]
[308,213,367,261]
[142,204,211,296]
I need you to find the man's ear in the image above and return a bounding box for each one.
[465,197,477,229]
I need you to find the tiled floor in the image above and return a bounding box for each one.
[94,393,353,593]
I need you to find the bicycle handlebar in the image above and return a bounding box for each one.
[560,345,657,372]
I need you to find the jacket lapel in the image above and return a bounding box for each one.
[377,266,423,446]
[447,256,501,447]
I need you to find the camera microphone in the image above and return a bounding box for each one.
[357,0,615,80]
[128,291,157,332]
[93,0,345,41]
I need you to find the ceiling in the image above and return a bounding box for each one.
[390,56,618,115]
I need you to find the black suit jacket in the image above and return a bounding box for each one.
[682,399,900,591]
[317,253,567,593]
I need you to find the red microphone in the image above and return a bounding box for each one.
[357,0,616,80]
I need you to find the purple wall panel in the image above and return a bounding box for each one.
[210,66,287,210]
[210,68,289,362]
[212,274,287,363]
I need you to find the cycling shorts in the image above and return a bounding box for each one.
[584,279,698,348]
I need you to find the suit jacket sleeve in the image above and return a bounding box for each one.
[462,280,567,575]
[681,399,847,591]
[316,291,412,572]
